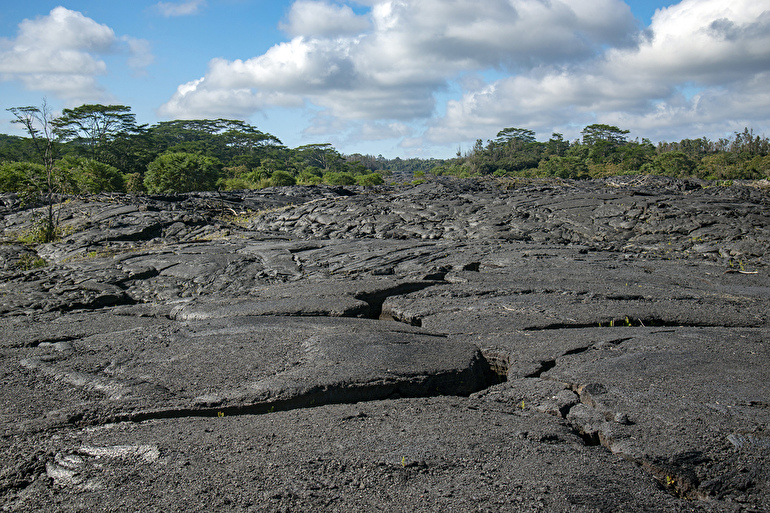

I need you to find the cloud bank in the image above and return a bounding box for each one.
[158,0,770,152]
[0,7,153,104]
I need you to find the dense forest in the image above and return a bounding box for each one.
[2,103,769,203]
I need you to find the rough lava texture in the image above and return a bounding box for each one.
[1,176,768,512]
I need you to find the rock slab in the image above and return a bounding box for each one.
[1,177,768,512]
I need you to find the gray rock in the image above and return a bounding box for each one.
[1,177,768,512]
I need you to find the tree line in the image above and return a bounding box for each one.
[2,104,769,205]
[431,124,770,181]
[0,103,403,200]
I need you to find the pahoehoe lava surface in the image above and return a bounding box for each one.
[1,176,769,512]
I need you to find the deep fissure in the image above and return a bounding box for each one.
[356,280,445,323]
[72,350,509,428]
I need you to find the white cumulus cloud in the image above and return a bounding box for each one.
[0,7,153,103]
[281,1,370,37]
[159,0,770,152]
[426,0,770,145]
[160,0,638,124]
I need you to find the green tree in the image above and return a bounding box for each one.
[546,133,570,157]
[494,127,536,145]
[53,104,139,162]
[537,156,588,179]
[742,155,770,178]
[144,152,222,193]
[0,134,38,163]
[581,124,630,146]
[103,124,155,175]
[297,167,323,185]
[295,143,342,172]
[731,127,769,157]
[149,119,283,168]
[697,153,738,180]
[124,173,145,193]
[647,151,697,177]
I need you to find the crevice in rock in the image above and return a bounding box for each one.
[524,343,606,378]
[639,457,706,501]
[74,350,506,427]
[525,359,556,378]
[479,349,509,384]
[356,280,444,322]
[572,429,602,447]
[562,345,594,356]
[523,317,717,331]
[56,347,511,434]
[554,381,706,501]
[51,294,137,314]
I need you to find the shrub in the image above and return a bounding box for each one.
[269,170,296,187]
[322,171,356,185]
[124,173,145,193]
[297,168,322,185]
[743,155,770,178]
[355,173,384,186]
[697,153,738,180]
[0,161,45,192]
[649,151,697,177]
[144,152,222,193]
[57,157,124,193]
[538,156,589,179]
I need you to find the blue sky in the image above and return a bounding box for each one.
[1,1,768,158]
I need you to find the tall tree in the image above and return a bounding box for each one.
[149,119,283,168]
[295,143,341,171]
[581,124,630,146]
[494,127,536,145]
[7,101,63,242]
[53,104,138,161]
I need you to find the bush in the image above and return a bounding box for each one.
[144,152,222,193]
[648,151,697,177]
[57,157,124,193]
[124,173,145,193]
[0,161,45,192]
[269,170,296,187]
[538,156,589,179]
[743,155,770,178]
[217,177,253,191]
[355,173,384,186]
[322,171,356,185]
[297,167,322,185]
[697,153,739,180]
